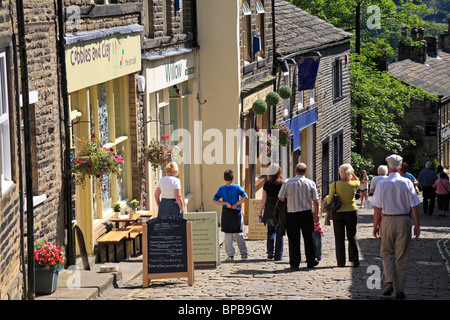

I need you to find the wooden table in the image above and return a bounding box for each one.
[97,227,132,262]
[137,210,157,220]
[110,214,141,228]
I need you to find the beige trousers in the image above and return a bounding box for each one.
[380,215,412,293]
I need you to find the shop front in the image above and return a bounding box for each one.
[65,25,142,254]
[142,49,201,213]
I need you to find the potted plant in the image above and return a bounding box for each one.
[265,91,281,107]
[278,85,292,99]
[34,241,65,295]
[72,134,123,188]
[129,199,139,218]
[252,99,267,115]
[113,202,121,218]
[144,138,183,172]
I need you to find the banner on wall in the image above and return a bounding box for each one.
[297,54,321,91]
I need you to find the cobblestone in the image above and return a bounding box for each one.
[98,206,450,301]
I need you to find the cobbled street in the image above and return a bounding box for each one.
[98,206,450,301]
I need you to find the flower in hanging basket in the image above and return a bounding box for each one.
[130,199,139,211]
[278,86,292,99]
[144,138,183,171]
[252,99,267,115]
[256,129,279,158]
[34,241,65,269]
[273,123,292,147]
[72,135,123,187]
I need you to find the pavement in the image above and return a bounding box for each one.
[36,198,450,300]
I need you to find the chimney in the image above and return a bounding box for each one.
[440,18,450,53]
[398,27,427,63]
[425,36,438,57]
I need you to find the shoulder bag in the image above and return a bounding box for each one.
[326,182,341,216]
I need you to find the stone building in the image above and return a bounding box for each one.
[386,22,450,170]
[141,0,202,214]
[273,0,353,199]
[196,0,277,218]
[63,0,144,261]
[1,0,66,299]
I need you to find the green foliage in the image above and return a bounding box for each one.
[252,99,268,114]
[266,91,281,106]
[351,152,375,175]
[278,85,293,99]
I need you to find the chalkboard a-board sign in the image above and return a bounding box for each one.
[142,217,194,287]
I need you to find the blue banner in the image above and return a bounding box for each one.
[297,56,321,91]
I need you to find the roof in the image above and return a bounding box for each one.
[274,0,353,57]
[388,50,450,100]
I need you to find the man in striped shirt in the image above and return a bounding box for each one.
[278,163,320,270]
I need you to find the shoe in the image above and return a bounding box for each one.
[307,260,319,268]
[241,254,248,260]
[225,256,234,261]
[289,266,299,271]
[267,253,274,260]
[382,283,393,296]
[395,292,406,300]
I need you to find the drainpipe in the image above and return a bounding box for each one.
[56,0,75,266]
[16,0,35,300]
[12,31,27,300]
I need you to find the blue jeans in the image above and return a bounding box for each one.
[312,231,322,261]
[267,223,284,260]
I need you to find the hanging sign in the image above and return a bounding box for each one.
[297,55,321,91]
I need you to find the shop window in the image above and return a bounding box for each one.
[255,0,265,58]
[71,76,131,221]
[243,0,252,63]
[0,51,12,194]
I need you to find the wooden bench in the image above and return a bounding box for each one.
[97,228,131,262]
[127,224,143,256]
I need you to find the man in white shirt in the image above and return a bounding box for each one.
[371,154,421,300]
[278,163,319,270]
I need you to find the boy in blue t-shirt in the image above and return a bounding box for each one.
[213,169,248,261]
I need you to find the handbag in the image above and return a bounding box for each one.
[326,182,341,214]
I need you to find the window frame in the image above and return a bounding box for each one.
[0,51,12,194]
[243,0,252,63]
[332,58,343,102]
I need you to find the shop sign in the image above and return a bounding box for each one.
[146,52,195,93]
[65,32,141,92]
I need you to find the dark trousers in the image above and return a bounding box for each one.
[332,211,359,267]
[286,210,315,268]
[422,186,436,215]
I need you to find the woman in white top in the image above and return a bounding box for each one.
[154,162,184,217]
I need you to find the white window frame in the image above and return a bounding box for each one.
[298,90,304,111]
[0,51,12,194]
[310,88,315,105]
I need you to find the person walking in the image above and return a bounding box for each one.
[278,163,319,270]
[433,172,450,217]
[327,163,360,268]
[372,154,421,300]
[258,164,284,261]
[154,162,184,217]
[213,169,249,261]
[418,161,438,215]
[359,170,369,208]
[369,165,388,195]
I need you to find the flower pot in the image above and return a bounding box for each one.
[35,267,60,295]
[114,211,120,218]
[129,209,136,219]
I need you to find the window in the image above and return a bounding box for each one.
[159,81,192,196]
[0,51,12,194]
[146,0,155,38]
[332,58,343,101]
[310,88,315,105]
[70,76,131,220]
[243,0,252,63]
[298,90,304,111]
[163,0,172,36]
[255,0,265,58]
